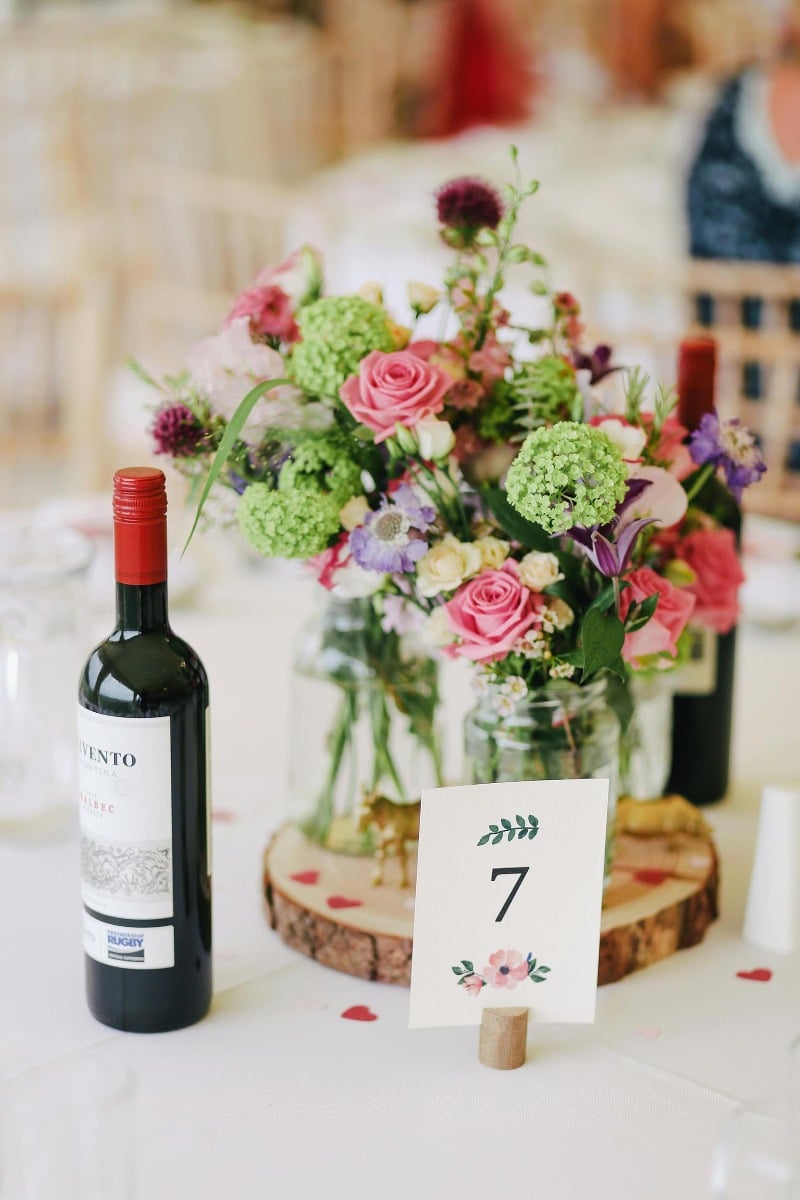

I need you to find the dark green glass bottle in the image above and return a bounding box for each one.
[77,468,212,1031]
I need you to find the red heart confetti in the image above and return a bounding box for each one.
[736,968,772,982]
[341,1005,378,1022]
[290,870,320,885]
[327,895,363,910]
[634,868,669,886]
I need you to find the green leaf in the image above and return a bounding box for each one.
[482,487,553,552]
[530,974,546,983]
[538,965,551,973]
[463,961,474,972]
[516,814,526,827]
[588,583,617,615]
[581,608,625,680]
[528,827,538,839]
[530,280,549,295]
[452,966,463,975]
[604,655,628,682]
[528,958,537,970]
[489,824,499,834]
[492,833,503,845]
[507,829,516,840]
[182,377,288,556]
[501,818,512,829]
[477,834,490,846]
[625,593,659,633]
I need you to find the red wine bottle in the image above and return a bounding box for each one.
[668,338,740,805]
[78,468,212,1031]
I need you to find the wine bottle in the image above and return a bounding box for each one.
[78,468,212,1031]
[667,337,740,805]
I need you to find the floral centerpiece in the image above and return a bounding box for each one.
[137,149,764,860]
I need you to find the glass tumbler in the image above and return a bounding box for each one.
[0,519,93,837]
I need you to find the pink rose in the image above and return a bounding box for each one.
[673,527,744,634]
[483,949,529,989]
[225,284,299,344]
[442,560,538,662]
[619,566,696,666]
[340,350,451,443]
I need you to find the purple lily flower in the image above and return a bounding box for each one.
[349,486,435,575]
[689,410,766,502]
[567,479,657,578]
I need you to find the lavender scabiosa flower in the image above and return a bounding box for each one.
[689,411,766,501]
[436,177,503,232]
[152,403,206,457]
[568,478,657,578]
[349,485,435,574]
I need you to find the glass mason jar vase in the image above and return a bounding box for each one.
[290,595,443,854]
[464,680,620,887]
[620,674,674,801]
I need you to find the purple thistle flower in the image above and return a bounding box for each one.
[568,479,657,578]
[349,487,435,575]
[436,177,503,231]
[689,411,766,502]
[152,403,205,457]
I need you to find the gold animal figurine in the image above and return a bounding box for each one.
[616,793,713,838]
[355,792,421,888]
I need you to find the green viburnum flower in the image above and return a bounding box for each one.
[237,482,340,559]
[289,296,394,399]
[505,422,627,535]
[278,433,364,507]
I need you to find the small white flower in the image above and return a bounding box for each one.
[547,598,575,630]
[513,631,546,659]
[548,661,575,679]
[501,675,528,701]
[492,693,517,718]
[407,281,441,313]
[471,670,490,697]
[357,281,384,306]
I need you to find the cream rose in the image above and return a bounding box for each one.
[415,417,455,462]
[339,495,370,531]
[416,535,483,598]
[475,536,509,571]
[422,606,455,647]
[407,282,441,313]
[517,551,564,591]
[542,598,574,630]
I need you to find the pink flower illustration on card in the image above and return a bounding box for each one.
[452,952,551,993]
[483,949,529,989]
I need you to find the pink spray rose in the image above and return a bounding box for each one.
[225,284,299,343]
[462,973,485,997]
[646,413,694,481]
[619,566,696,666]
[442,560,538,662]
[340,349,451,443]
[673,527,744,634]
[483,950,529,990]
[408,339,465,379]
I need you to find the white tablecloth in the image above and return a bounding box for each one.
[2,554,799,1200]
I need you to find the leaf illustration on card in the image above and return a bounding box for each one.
[477,814,539,846]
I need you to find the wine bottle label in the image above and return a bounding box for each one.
[672,625,717,696]
[83,912,175,970]
[77,708,173,921]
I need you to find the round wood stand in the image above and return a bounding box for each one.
[263,823,718,987]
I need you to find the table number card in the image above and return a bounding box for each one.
[409,778,609,1029]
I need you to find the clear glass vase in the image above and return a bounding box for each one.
[289,595,443,854]
[464,679,620,887]
[620,674,673,801]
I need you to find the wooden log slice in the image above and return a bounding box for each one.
[263,823,718,987]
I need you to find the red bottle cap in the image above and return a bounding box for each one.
[677,336,717,432]
[113,467,168,585]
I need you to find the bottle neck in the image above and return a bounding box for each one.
[113,510,169,630]
[115,581,169,631]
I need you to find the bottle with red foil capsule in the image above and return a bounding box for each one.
[668,337,740,806]
[77,468,212,1031]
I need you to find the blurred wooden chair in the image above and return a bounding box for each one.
[576,250,800,521]
[120,161,297,370]
[685,259,800,523]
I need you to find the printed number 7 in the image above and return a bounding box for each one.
[491,866,529,922]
